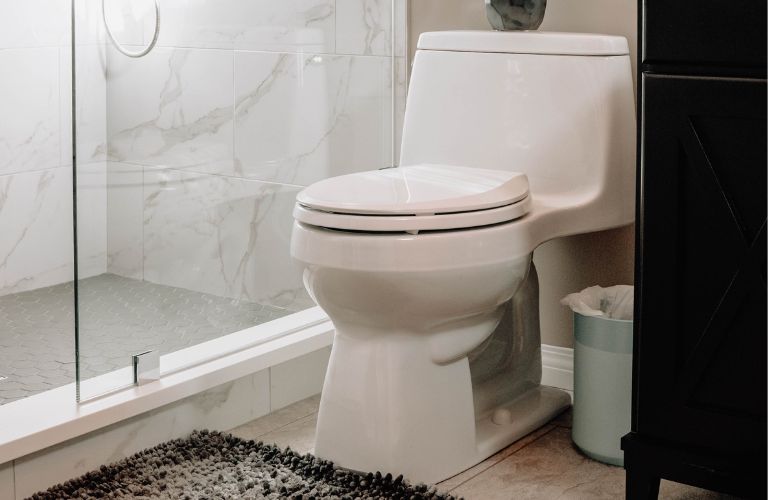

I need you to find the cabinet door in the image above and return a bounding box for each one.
[643,0,766,72]
[637,74,766,454]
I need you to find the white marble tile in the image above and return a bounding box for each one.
[60,44,108,167]
[336,0,407,57]
[0,48,61,176]
[234,51,394,185]
[106,162,144,279]
[0,0,69,49]
[100,0,150,47]
[336,0,393,56]
[13,370,270,498]
[76,162,108,279]
[0,168,74,297]
[73,0,108,46]
[152,0,336,52]
[0,461,12,500]
[142,169,313,310]
[393,0,407,58]
[269,347,331,411]
[152,0,237,49]
[106,46,234,173]
[394,55,408,163]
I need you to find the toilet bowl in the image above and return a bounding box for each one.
[290,31,636,483]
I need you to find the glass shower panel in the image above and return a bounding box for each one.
[74,0,407,400]
[0,0,78,405]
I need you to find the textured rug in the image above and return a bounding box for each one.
[30,430,460,499]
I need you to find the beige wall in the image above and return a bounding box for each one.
[407,0,637,348]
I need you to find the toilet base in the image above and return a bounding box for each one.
[312,262,571,485]
[313,326,571,485]
[473,385,571,468]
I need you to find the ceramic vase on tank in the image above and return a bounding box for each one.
[485,0,547,30]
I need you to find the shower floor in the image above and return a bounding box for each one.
[0,274,293,406]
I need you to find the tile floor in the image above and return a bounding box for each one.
[230,396,735,500]
[0,274,292,405]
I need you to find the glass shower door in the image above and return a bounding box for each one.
[0,0,78,406]
[74,0,406,401]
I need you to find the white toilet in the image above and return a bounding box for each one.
[290,31,635,483]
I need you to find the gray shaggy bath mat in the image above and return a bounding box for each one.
[30,430,460,499]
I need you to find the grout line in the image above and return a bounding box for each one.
[116,160,309,190]
[119,42,395,60]
[244,401,320,441]
[0,165,69,179]
[446,424,561,493]
[11,458,16,500]
[390,0,396,167]
[255,411,318,442]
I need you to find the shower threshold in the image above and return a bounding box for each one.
[0,274,301,406]
[0,302,333,465]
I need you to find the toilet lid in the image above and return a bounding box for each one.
[297,164,529,215]
[294,164,531,232]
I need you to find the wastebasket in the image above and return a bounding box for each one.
[562,286,634,466]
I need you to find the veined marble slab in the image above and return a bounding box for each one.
[0,48,60,176]
[106,46,234,174]
[234,51,394,186]
[0,164,108,296]
[0,168,73,296]
[60,44,108,167]
[142,168,312,311]
[0,0,69,49]
[106,162,144,280]
[336,0,407,57]
[154,0,335,52]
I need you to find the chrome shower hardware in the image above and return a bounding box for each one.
[102,0,160,58]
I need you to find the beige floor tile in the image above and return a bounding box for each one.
[229,394,320,441]
[659,480,739,500]
[256,413,319,455]
[452,427,732,500]
[226,395,732,500]
[438,424,558,493]
[453,426,626,499]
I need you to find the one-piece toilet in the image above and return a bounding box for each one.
[290,31,635,484]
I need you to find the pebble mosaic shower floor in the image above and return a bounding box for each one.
[0,274,291,405]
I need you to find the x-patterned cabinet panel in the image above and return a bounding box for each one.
[637,74,767,454]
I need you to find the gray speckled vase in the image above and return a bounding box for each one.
[485,0,547,31]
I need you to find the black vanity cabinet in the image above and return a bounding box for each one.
[623,1,767,499]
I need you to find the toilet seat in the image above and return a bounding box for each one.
[294,164,531,233]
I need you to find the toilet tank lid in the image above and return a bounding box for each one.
[418,31,629,56]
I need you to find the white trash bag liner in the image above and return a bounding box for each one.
[560,285,634,320]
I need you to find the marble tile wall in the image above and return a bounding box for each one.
[104,0,407,311]
[0,0,108,296]
[1,0,406,309]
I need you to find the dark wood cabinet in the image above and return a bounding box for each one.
[623,2,767,499]
[643,1,766,72]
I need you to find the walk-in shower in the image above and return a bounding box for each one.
[0,0,406,411]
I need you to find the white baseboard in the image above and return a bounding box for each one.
[542,344,574,392]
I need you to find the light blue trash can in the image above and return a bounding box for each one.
[571,312,633,466]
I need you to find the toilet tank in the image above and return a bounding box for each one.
[400,31,636,222]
